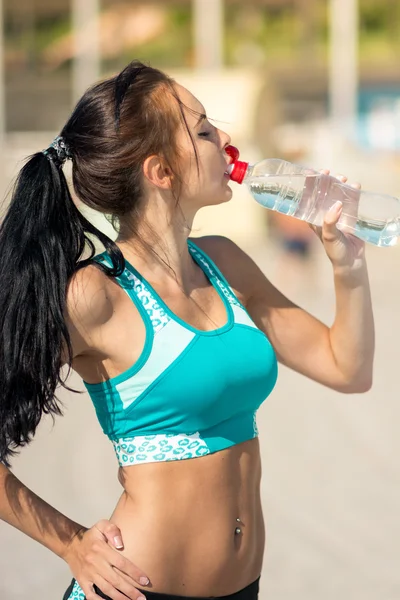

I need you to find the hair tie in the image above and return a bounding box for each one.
[42,136,72,167]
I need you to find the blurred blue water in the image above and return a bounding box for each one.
[356,87,400,150]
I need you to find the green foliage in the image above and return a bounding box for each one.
[3,1,400,72]
[4,12,69,48]
[34,16,71,52]
[103,6,193,72]
[360,0,390,33]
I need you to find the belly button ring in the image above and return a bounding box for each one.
[235,518,242,534]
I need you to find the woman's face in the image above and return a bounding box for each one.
[173,84,233,212]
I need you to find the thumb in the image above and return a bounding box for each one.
[95,519,124,550]
[322,200,342,242]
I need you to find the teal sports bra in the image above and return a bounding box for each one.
[85,240,278,467]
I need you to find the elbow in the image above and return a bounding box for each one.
[337,374,373,394]
[346,379,373,394]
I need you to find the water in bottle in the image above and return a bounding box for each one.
[225,146,400,247]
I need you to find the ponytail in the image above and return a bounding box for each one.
[0,151,123,466]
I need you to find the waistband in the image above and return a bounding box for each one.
[141,577,260,600]
[64,577,260,600]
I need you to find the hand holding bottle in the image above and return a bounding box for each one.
[310,170,366,272]
[226,145,400,247]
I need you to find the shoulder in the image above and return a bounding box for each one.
[190,235,247,273]
[190,235,265,304]
[65,262,116,358]
[67,262,114,326]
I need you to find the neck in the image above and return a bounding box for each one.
[116,194,197,286]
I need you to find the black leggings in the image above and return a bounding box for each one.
[63,577,260,600]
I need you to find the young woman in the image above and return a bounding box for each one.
[0,60,374,600]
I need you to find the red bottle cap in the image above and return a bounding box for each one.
[229,160,249,184]
[225,145,240,163]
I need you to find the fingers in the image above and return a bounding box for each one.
[81,544,150,600]
[332,172,361,189]
[96,519,125,550]
[92,575,147,600]
[322,201,342,242]
[103,567,147,600]
[319,169,361,189]
[84,579,145,600]
[65,520,151,600]
[91,538,151,587]
[333,173,347,183]
[92,520,150,586]
[104,546,150,587]
[320,170,347,182]
[81,579,110,600]
[82,585,103,600]
[83,581,115,600]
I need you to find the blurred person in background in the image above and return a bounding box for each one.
[268,213,314,259]
[267,213,316,296]
[0,60,374,600]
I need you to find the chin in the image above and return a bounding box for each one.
[221,186,234,203]
[192,186,233,210]
[208,186,233,206]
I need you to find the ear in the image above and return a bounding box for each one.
[143,155,173,190]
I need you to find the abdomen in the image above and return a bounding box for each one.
[110,438,264,596]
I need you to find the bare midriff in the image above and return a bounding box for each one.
[109,437,264,597]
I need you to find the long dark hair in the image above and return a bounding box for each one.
[0,60,187,466]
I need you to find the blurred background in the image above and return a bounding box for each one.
[1,1,400,599]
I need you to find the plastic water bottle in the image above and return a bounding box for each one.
[225,145,400,247]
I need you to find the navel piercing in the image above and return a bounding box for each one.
[235,517,242,534]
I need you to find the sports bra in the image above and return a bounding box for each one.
[85,240,278,467]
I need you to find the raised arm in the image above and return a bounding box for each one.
[196,187,374,394]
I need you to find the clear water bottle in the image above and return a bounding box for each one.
[225,145,400,247]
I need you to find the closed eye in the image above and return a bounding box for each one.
[198,131,211,137]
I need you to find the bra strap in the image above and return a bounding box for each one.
[188,240,242,308]
[93,252,171,335]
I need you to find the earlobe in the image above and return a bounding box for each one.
[143,155,173,190]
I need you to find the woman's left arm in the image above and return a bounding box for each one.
[199,179,374,393]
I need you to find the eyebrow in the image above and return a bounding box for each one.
[195,113,207,127]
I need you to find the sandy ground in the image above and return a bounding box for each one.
[1,234,400,600]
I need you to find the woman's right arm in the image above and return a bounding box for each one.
[0,267,150,600]
[0,463,149,600]
[0,460,85,557]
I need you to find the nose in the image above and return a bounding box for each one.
[219,128,231,150]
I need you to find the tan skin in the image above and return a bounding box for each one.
[0,84,374,600]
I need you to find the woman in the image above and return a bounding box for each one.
[0,60,374,600]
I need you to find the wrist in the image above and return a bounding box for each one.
[332,259,369,286]
[59,525,88,563]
